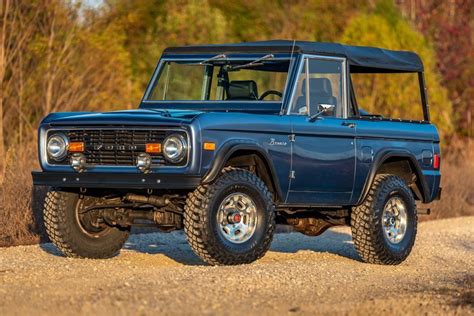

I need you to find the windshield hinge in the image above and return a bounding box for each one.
[288,134,296,142]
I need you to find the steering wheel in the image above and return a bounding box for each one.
[259,90,283,100]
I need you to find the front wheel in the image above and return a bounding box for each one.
[351,174,417,265]
[184,168,276,265]
[43,189,130,259]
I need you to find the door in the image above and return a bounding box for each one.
[287,56,356,205]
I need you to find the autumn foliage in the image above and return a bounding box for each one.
[0,0,472,246]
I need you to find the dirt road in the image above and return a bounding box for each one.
[0,217,472,315]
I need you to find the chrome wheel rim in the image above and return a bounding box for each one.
[382,196,408,244]
[217,193,258,244]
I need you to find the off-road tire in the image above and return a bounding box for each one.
[44,189,130,259]
[184,168,275,265]
[351,174,417,265]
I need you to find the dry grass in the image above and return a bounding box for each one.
[0,146,48,247]
[0,138,473,247]
[427,137,474,220]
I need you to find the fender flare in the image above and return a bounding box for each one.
[357,149,431,205]
[201,139,283,200]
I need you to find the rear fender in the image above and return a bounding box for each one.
[357,149,430,205]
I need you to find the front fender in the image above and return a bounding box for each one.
[201,139,283,200]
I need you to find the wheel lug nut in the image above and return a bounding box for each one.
[227,212,241,224]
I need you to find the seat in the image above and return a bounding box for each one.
[295,78,337,116]
[226,80,259,100]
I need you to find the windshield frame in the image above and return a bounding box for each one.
[140,53,297,111]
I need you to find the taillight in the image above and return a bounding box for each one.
[433,154,440,169]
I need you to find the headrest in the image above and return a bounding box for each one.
[227,80,258,100]
[302,78,333,96]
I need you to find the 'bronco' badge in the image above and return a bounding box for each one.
[269,138,287,146]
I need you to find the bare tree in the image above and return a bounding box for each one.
[0,0,10,185]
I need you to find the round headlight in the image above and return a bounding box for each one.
[163,134,187,163]
[47,133,69,161]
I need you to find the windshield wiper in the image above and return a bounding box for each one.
[228,54,274,70]
[199,54,227,65]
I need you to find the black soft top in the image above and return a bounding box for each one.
[163,40,423,73]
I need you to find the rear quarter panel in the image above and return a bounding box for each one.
[352,119,441,204]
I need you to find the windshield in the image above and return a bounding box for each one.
[146,57,291,102]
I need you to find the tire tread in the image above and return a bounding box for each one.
[184,168,275,265]
[351,174,417,265]
[43,189,129,259]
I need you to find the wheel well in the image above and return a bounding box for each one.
[223,150,279,201]
[376,157,424,201]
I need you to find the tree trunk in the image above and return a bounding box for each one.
[44,12,55,115]
[0,101,4,185]
[0,0,10,185]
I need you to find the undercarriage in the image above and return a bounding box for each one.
[43,169,420,265]
[74,191,186,233]
[73,189,351,236]
[277,209,350,236]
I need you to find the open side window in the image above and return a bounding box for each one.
[348,76,359,117]
[349,70,427,122]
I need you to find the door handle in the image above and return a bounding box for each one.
[342,122,356,128]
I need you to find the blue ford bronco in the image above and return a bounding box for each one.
[33,41,441,265]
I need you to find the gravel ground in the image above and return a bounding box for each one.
[0,217,473,316]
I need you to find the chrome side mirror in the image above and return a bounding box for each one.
[308,104,335,122]
[318,103,336,112]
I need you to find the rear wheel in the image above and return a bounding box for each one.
[184,168,275,265]
[351,174,417,265]
[43,189,130,258]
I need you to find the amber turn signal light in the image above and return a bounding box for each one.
[146,143,162,153]
[68,142,84,152]
[203,142,216,151]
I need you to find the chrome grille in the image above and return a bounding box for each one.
[48,128,187,166]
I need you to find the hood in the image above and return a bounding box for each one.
[41,109,203,126]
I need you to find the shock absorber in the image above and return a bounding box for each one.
[124,193,171,207]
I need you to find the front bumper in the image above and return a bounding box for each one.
[32,171,201,190]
